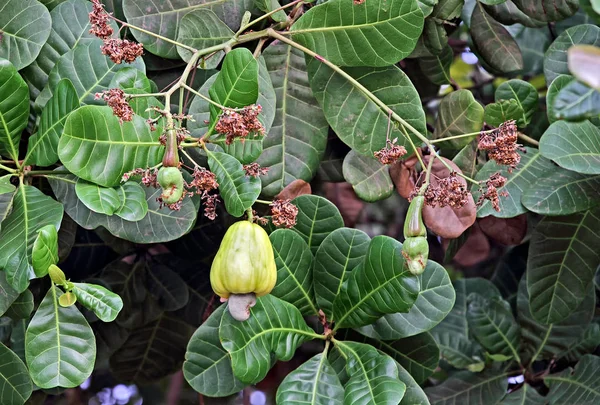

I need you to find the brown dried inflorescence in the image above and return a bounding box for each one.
[202,194,220,220]
[412,172,469,209]
[243,163,269,178]
[95,88,134,123]
[101,38,144,64]
[270,199,298,228]
[374,138,407,165]
[477,172,508,212]
[215,105,265,145]
[188,167,219,195]
[478,120,522,172]
[89,0,113,39]
[121,168,158,187]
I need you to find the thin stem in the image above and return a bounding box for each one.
[0,163,17,173]
[126,92,165,99]
[110,16,198,53]
[28,169,72,176]
[238,0,302,33]
[518,133,540,147]
[401,125,425,169]
[246,208,254,222]
[181,84,227,110]
[255,199,273,205]
[180,149,201,168]
[429,129,492,144]
[422,149,436,192]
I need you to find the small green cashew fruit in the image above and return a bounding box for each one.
[402,236,429,275]
[157,166,184,204]
[210,221,277,321]
[404,195,426,238]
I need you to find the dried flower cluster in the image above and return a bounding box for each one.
[478,120,522,171]
[121,168,158,187]
[374,138,407,165]
[101,38,144,64]
[270,199,299,228]
[243,163,269,178]
[251,210,269,226]
[412,172,469,209]
[89,0,113,39]
[477,172,508,212]
[95,89,134,123]
[188,167,221,219]
[215,105,265,145]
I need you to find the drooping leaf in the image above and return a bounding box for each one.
[291,0,424,67]
[540,120,600,175]
[333,236,420,329]
[544,354,600,404]
[547,74,575,124]
[176,9,233,67]
[495,79,539,125]
[418,45,454,85]
[269,229,318,316]
[308,60,427,155]
[71,283,123,322]
[75,179,122,216]
[114,182,148,222]
[425,370,508,405]
[314,228,370,321]
[342,150,394,202]
[484,0,545,28]
[0,59,29,162]
[512,0,579,22]
[291,195,344,254]
[31,225,59,278]
[219,295,315,384]
[397,362,430,405]
[0,341,32,405]
[4,290,34,320]
[553,80,600,120]
[484,100,525,128]
[257,43,329,196]
[276,352,344,405]
[0,273,19,318]
[25,286,95,388]
[433,89,484,150]
[58,106,162,187]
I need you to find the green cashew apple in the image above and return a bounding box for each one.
[210,221,277,321]
[402,236,429,275]
[157,166,184,204]
[404,195,426,238]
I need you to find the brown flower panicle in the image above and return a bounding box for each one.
[243,163,269,178]
[251,210,269,226]
[188,167,218,195]
[477,172,508,212]
[96,89,134,123]
[374,138,407,165]
[270,199,298,228]
[215,105,265,145]
[101,38,144,64]
[411,172,469,209]
[478,120,522,172]
[89,0,113,39]
[202,194,220,220]
[121,167,158,188]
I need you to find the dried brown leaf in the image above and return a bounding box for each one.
[442,222,490,267]
[275,179,312,200]
[479,214,527,245]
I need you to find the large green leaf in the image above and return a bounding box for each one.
[357,260,455,340]
[122,0,253,59]
[75,179,122,215]
[0,186,63,293]
[512,0,579,22]
[269,229,318,316]
[0,272,19,317]
[547,74,575,124]
[25,286,95,388]
[258,43,329,196]
[418,45,454,85]
[484,0,546,28]
[219,294,316,384]
[183,306,245,397]
[544,24,600,85]
[396,363,430,405]
[314,228,371,321]
[558,322,600,362]
[36,39,146,108]
[308,60,427,155]
[470,3,523,73]
[500,383,546,405]
[31,225,59,278]
[545,354,600,404]
[4,290,34,321]
[527,209,600,325]
[71,283,123,322]
[276,352,344,405]
[540,120,600,175]
[343,150,393,202]
[146,263,189,312]
[292,0,423,66]
[0,342,32,404]
[333,236,420,329]
[433,90,484,150]
[425,371,508,405]
[206,150,261,217]
[0,0,51,70]
[48,172,199,244]
[58,106,162,187]
[24,79,79,167]
[473,148,557,218]
[176,9,233,66]
[553,81,600,120]
[114,182,148,222]
[495,79,539,125]
[291,195,344,254]
[0,59,29,161]
[484,100,525,128]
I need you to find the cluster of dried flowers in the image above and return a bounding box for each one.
[243,163,269,178]
[95,89,134,123]
[270,199,299,228]
[410,172,470,209]
[215,105,265,145]
[374,138,407,165]
[478,120,522,172]
[477,172,508,212]
[187,167,220,219]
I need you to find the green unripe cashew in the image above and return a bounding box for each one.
[402,236,429,276]
[157,166,184,204]
[404,196,426,239]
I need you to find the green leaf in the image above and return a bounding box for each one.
[467,293,521,360]
[49,172,199,244]
[527,209,600,325]
[58,106,162,187]
[558,322,600,362]
[0,0,51,70]
[0,272,19,317]
[269,229,318,316]
[176,10,233,67]
[423,20,448,55]
[356,260,455,340]
[122,0,253,59]
[0,58,29,161]
[206,150,261,217]
[31,225,58,278]
[219,295,315,384]
[109,68,152,93]
[75,179,122,215]
[4,290,34,320]
[183,306,245,397]
[342,150,393,202]
[484,99,526,128]
[291,195,344,254]
[510,25,552,76]
[433,90,484,150]
[473,147,557,218]
[336,341,405,405]
[333,236,420,329]
[545,354,600,404]
[544,24,600,85]
[308,61,427,155]
[484,1,546,28]
[521,167,600,215]
[71,283,123,322]
[418,45,454,85]
[0,342,32,404]
[512,0,579,22]
[258,43,329,196]
[500,383,546,405]
[292,0,423,66]
[432,0,463,20]
[114,182,148,222]
[470,3,523,73]
[0,186,63,292]
[553,80,600,120]
[254,0,286,22]
[540,120,600,175]
[25,286,95,388]
[36,39,146,108]
[146,264,189,311]
[396,362,430,405]
[25,79,79,167]
[495,79,539,125]
[425,370,508,405]
[547,74,575,124]
[314,228,371,321]
[276,352,344,405]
